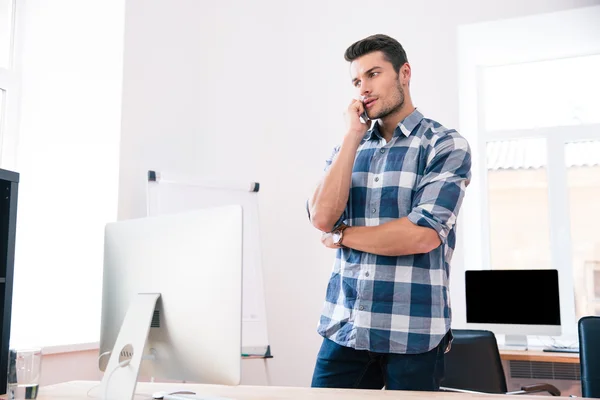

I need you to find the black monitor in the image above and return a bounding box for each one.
[465,269,561,348]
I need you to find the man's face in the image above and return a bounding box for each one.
[350,51,407,120]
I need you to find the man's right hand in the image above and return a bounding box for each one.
[344,99,370,140]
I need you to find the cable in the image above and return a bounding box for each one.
[87,384,101,398]
[536,335,555,348]
[103,359,131,400]
[552,336,578,349]
[90,350,157,399]
[536,335,578,349]
[86,351,113,398]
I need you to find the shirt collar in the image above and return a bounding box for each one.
[366,108,424,140]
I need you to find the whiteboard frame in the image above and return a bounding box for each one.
[145,170,271,358]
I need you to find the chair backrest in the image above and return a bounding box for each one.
[579,316,600,398]
[442,329,508,394]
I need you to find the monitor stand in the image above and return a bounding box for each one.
[100,293,160,400]
[504,334,528,350]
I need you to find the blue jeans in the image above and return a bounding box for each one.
[311,331,450,391]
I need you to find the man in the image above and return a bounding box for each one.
[307,34,471,391]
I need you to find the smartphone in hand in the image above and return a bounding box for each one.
[360,102,369,123]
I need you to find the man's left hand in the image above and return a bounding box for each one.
[321,232,337,249]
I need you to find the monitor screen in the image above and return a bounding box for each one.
[465,269,560,326]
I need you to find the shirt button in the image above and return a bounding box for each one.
[372,208,377,213]
[365,272,370,277]
[374,177,379,182]
[359,306,365,311]
[380,148,385,153]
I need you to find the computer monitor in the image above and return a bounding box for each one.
[465,269,561,349]
[99,206,243,399]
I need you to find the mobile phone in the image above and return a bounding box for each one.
[360,103,369,123]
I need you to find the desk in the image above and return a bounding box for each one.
[8,380,550,400]
[499,349,579,364]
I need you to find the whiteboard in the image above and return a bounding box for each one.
[145,170,270,356]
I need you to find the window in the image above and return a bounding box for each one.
[8,1,124,349]
[482,55,600,131]
[479,55,600,327]
[486,137,600,319]
[566,140,600,319]
[0,0,14,69]
[0,0,17,169]
[459,6,600,340]
[486,138,551,271]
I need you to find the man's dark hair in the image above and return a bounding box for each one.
[344,34,408,73]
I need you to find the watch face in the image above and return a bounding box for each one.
[332,232,341,244]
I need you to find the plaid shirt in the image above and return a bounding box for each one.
[316,108,471,354]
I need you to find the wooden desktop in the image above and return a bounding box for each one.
[499,348,579,364]
[1,350,580,399]
[3,380,551,400]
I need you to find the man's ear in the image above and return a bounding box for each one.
[400,63,411,84]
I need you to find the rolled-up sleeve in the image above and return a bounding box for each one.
[407,132,471,244]
[306,144,348,231]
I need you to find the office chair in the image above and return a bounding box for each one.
[440,329,561,396]
[579,316,600,398]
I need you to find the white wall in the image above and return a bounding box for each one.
[118,0,599,387]
[39,349,103,387]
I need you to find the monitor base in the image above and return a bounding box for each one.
[504,334,528,350]
[101,293,161,400]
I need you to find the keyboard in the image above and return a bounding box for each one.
[542,347,579,353]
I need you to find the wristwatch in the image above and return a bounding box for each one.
[332,224,348,247]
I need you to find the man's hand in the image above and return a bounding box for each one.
[320,232,338,249]
[344,99,370,140]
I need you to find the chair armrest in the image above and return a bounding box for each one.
[519,384,561,396]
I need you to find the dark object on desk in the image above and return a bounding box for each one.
[0,169,18,395]
[543,347,579,353]
[579,316,600,398]
[465,270,561,349]
[441,329,561,396]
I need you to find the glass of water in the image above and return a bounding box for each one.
[7,347,42,400]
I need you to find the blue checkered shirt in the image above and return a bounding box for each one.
[316,108,471,354]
